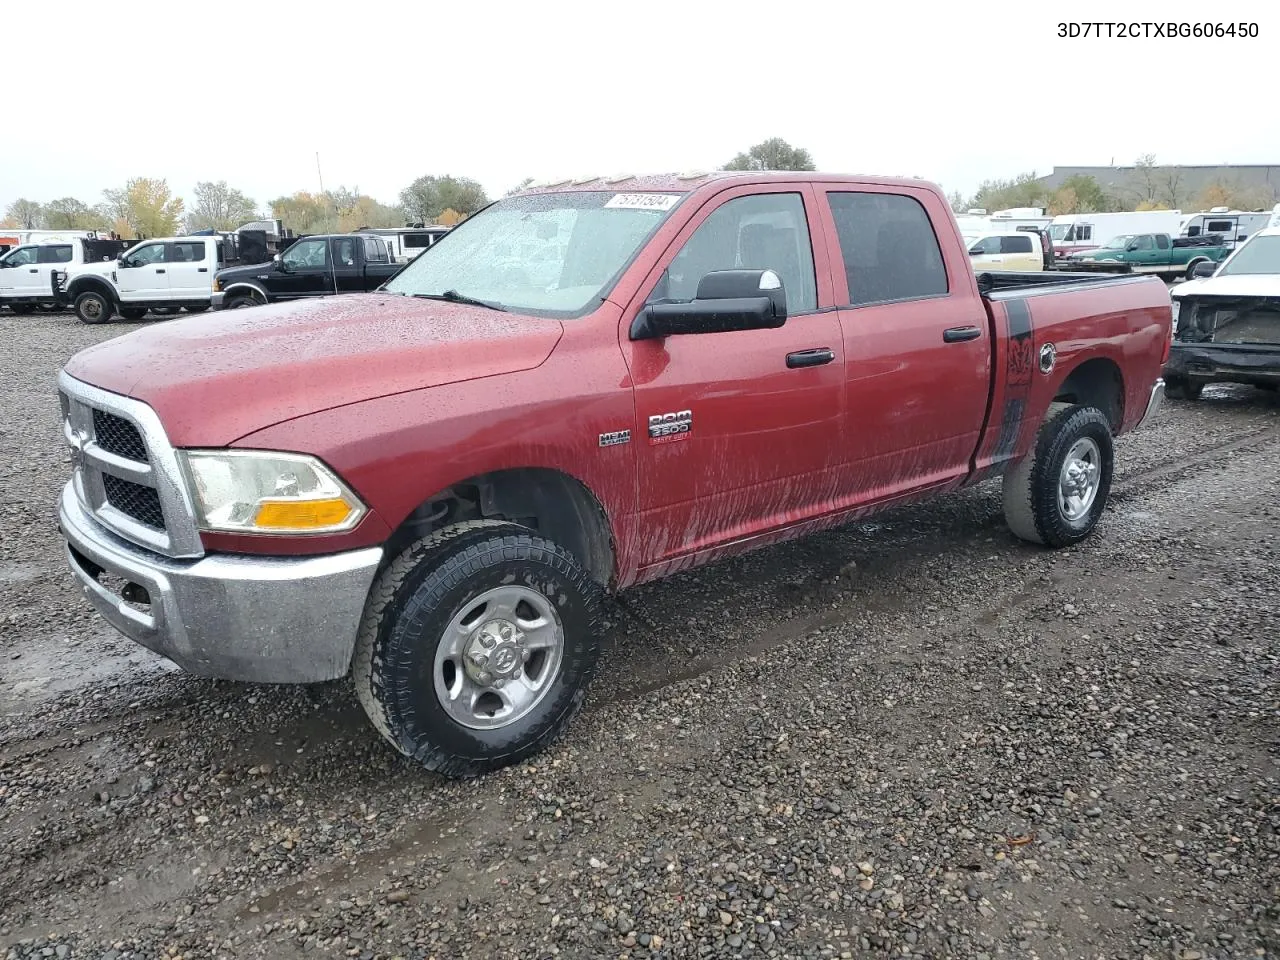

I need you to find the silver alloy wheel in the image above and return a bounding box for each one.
[1058,436,1102,523]
[433,585,565,730]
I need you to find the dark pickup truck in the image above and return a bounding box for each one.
[211,233,404,310]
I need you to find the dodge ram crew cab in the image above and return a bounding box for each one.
[211,233,402,310]
[54,172,1172,778]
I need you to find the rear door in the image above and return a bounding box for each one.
[1000,233,1040,271]
[115,241,170,301]
[360,236,392,289]
[165,239,213,299]
[33,244,75,297]
[329,236,364,293]
[621,184,846,564]
[816,185,992,503]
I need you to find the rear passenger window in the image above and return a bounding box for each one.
[169,242,206,263]
[1000,235,1034,254]
[364,237,388,263]
[37,245,74,263]
[1155,234,1170,250]
[647,193,818,313]
[827,192,948,306]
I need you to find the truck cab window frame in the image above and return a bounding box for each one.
[283,238,328,270]
[3,246,39,267]
[826,190,950,308]
[123,243,167,268]
[37,245,74,264]
[644,192,819,315]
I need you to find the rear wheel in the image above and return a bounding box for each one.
[74,291,113,324]
[1166,377,1203,401]
[184,304,209,313]
[1003,402,1115,548]
[353,520,604,778]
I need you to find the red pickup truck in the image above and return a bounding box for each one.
[56,172,1171,777]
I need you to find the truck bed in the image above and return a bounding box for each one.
[975,270,1146,295]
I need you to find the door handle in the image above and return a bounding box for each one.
[943,326,982,343]
[29,268,39,273]
[786,347,836,368]
[197,267,208,272]
[155,268,166,274]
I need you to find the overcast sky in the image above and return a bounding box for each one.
[3,0,1275,217]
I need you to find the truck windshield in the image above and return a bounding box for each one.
[1101,235,1134,249]
[382,191,684,317]
[1048,224,1071,241]
[1218,235,1280,276]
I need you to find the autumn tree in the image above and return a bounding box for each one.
[968,172,1048,212]
[270,188,403,234]
[1048,175,1113,214]
[399,175,489,223]
[723,138,816,172]
[97,178,183,237]
[1194,179,1274,211]
[4,198,43,229]
[186,181,258,232]
[43,197,105,230]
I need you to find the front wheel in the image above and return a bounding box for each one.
[1002,402,1115,548]
[74,291,114,324]
[352,520,604,778]
[224,294,261,310]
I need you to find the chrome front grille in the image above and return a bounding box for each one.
[58,370,205,559]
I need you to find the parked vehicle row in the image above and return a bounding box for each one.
[0,235,130,313]
[212,234,403,309]
[1064,232,1231,280]
[53,170,1171,778]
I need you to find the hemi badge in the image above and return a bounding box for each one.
[599,429,631,447]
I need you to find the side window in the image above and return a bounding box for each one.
[168,241,206,263]
[1155,234,1170,250]
[6,246,38,266]
[283,239,327,269]
[333,237,357,266]
[123,243,166,267]
[403,233,432,249]
[1187,224,1201,237]
[827,191,948,306]
[364,237,388,263]
[969,237,999,255]
[647,193,817,313]
[38,245,74,264]
[1134,235,1155,251]
[1078,225,1092,241]
[1000,235,1034,254]
[1206,219,1233,234]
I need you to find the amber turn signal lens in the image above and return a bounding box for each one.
[252,498,355,530]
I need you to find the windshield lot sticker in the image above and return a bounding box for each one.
[605,194,680,211]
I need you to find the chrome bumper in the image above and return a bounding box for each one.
[58,482,383,683]
[1135,377,1165,430]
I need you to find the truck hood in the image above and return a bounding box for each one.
[1172,275,1280,299]
[63,293,565,446]
[215,260,276,283]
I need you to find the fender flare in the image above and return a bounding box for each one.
[66,275,118,304]
[222,281,270,302]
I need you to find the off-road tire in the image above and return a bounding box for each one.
[1002,402,1115,548]
[1165,377,1203,401]
[352,520,604,778]
[74,291,113,324]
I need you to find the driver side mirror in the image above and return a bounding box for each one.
[629,269,787,340]
[1192,261,1217,279]
[273,253,288,271]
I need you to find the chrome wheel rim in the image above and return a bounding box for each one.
[433,585,564,730]
[1058,437,1101,523]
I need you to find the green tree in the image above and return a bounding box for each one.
[969,172,1048,212]
[99,178,183,237]
[4,198,44,229]
[186,181,258,232]
[43,197,106,230]
[399,175,489,223]
[946,190,968,214]
[722,137,816,172]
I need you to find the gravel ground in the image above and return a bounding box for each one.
[1,310,1277,960]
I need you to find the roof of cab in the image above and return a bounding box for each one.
[509,171,940,197]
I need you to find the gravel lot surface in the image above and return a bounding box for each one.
[1,309,1277,960]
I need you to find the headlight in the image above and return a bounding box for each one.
[177,450,367,535]
[212,277,223,292]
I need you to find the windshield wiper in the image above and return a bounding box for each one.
[413,290,507,312]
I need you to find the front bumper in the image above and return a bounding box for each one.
[58,482,383,683]
[210,292,226,309]
[1165,342,1280,387]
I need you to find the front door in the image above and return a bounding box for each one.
[116,241,169,301]
[0,245,41,297]
[277,238,336,298]
[817,185,992,503]
[621,185,846,566]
